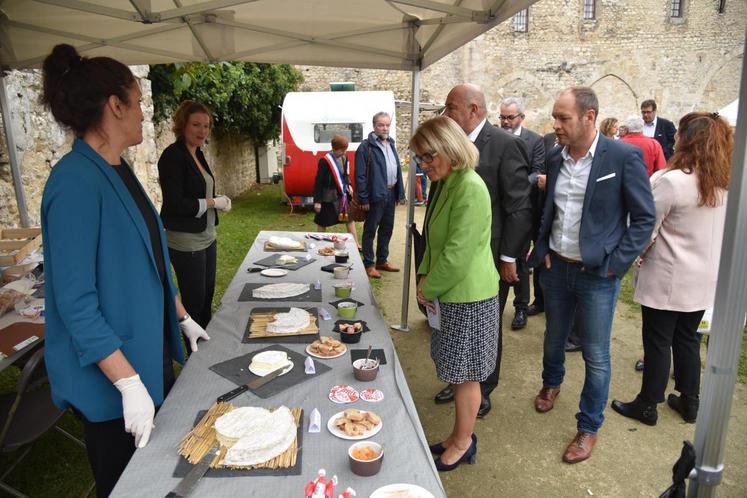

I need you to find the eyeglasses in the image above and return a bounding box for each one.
[499,113,523,121]
[414,151,438,164]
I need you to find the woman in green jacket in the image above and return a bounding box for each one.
[412,116,499,472]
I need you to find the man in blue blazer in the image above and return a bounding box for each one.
[528,87,655,464]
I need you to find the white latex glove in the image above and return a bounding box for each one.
[114,374,155,448]
[213,195,232,212]
[179,315,210,352]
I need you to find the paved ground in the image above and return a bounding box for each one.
[374,204,747,497]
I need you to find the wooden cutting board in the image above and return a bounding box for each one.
[247,309,319,338]
[0,321,44,358]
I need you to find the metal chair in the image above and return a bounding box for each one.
[0,347,88,497]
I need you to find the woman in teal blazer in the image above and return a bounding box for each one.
[412,116,499,472]
[40,44,208,497]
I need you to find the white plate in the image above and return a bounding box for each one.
[260,268,289,277]
[305,343,347,359]
[248,360,294,377]
[326,410,383,440]
[369,484,435,498]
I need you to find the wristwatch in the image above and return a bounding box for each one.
[178,313,190,324]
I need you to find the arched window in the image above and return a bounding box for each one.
[583,0,596,20]
[513,9,528,32]
[671,0,684,17]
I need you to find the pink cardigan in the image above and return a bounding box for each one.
[634,169,727,312]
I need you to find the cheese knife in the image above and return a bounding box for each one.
[164,443,219,498]
[216,364,287,403]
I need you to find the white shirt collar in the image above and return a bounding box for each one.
[561,131,600,162]
[512,125,522,136]
[467,118,487,143]
[643,117,657,128]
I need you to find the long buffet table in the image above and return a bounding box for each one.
[112,230,445,497]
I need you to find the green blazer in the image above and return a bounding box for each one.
[418,168,498,303]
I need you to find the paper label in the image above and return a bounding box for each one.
[13,335,39,351]
[426,298,441,330]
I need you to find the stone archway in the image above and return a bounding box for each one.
[589,74,639,126]
[491,73,555,133]
[695,47,744,113]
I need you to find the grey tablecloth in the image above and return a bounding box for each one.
[111,231,445,498]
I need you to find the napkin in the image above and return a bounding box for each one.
[308,408,321,433]
[305,356,316,374]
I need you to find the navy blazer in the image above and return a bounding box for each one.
[42,139,185,422]
[653,116,677,160]
[354,132,405,204]
[529,134,655,278]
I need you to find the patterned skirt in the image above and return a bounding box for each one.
[430,295,499,384]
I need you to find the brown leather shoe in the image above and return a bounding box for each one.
[562,431,598,464]
[375,261,400,272]
[534,387,560,413]
[365,266,382,279]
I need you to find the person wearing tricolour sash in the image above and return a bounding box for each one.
[313,134,361,247]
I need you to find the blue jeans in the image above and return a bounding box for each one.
[539,254,621,434]
[362,189,396,268]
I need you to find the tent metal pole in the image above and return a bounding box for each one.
[0,72,31,228]
[391,65,421,333]
[688,27,747,498]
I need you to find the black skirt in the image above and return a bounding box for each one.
[314,201,341,227]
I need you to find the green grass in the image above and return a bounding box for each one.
[0,184,364,497]
[619,268,747,383]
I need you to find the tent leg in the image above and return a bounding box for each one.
[0,72,31,228]
[391,66,421,333]
[687,28,747,498]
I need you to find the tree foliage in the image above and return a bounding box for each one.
[150,62,303,142]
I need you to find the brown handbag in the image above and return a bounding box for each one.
[349,144,371,222]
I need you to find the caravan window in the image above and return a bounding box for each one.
[313,122,364,144]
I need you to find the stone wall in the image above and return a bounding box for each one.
[298,0,746,138]
[0,66,256,228]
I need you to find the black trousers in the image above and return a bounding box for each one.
[498,252,530,312]
[79,339,176,497]
[532,266,544,308]
[481,281,506,397]
[169,240,217,329]
[639,305,704,403]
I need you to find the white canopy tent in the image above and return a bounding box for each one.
[720,98,739,126]
[0,3,746,496]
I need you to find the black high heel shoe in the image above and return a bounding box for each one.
[434,436,477,471]
[429,433,477,455]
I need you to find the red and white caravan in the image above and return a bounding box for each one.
[280,90,396,207]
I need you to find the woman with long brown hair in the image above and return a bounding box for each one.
[612,112,733,426]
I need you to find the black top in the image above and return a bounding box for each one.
[158,139,219,233]
[113,162,167,284]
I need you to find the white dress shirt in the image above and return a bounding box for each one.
[642,117,657,138]
[375,138,398,187]
[549,132,600,261]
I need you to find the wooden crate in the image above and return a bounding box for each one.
[0,228,42,266]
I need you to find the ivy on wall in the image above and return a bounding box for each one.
[150,62,303,142]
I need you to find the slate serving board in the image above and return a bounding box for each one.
[238,283,322,302]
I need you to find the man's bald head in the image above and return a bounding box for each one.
[444,83,487,135]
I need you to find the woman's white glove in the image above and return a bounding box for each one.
[114,374,155,448]
[179,315,211,352]
[213,195,232,212]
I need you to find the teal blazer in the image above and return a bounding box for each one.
[418,168,498,303]
[41,139,185,422]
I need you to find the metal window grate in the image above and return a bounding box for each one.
[513,9,528,32]
[671,0,683,17]
[583,0,596,20]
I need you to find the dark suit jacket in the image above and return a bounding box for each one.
[519,127,546,238]
[653,116,677,160]
[519,127,546,184]
[473,121,533,264]
[529,134,655,278]
[158,139,219,233]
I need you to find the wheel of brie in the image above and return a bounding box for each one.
[214,406,296,466]
[266,307,310,334]
[252,282,309,299]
